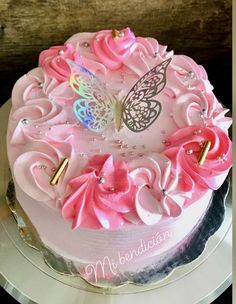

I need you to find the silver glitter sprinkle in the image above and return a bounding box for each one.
[162,189,167,196]
[97,177,105,184]
[109,186,115,192]
[38,82,44,88]
[187,71,194,78]
[186,149,193,155]
[153,52,158,58]
[21,118,29,125]
[38,164,47,169]
[35,125,39,128]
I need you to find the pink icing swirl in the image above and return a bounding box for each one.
[12,141,79,206]
[62,154,136,230]
[163,126,232,190]
[39,43,82,82]
[10,98,67,145]
[11,68,60,109]
[128,153,194,225]
[91,28,136,70]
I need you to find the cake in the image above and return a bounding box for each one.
[7,27,232,286]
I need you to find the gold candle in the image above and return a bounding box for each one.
[50,158,69,186]
[197,140,211,165]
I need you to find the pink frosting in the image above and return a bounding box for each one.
[12,141,81,206]
[11,68,60,109]
[39,43,82,82]
[10,98,67,145]
[62,154,136,230]
[128,153,194,225]
[163,126,232,190]
[8,28,233,230]
[91,27,136,70]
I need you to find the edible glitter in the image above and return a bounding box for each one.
[21,118,29,125]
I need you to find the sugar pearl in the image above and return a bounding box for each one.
[186,149,193,155]
[83,42,90,48]
[118,31,125,38]
[21,118,29,125]
[162,189,167,196]
[187,71,194,78]
[58,49,64,55]
[97,177,105,184]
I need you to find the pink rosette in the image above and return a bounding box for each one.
[39,43,82,82]
[91,27,136,70]
[128,153,194,225]
[11,67,60,109]
[62,154,136,230]
[172,90,232,132]
[13,141,79,206]
[163,126,232,190]
[10,98,67,145]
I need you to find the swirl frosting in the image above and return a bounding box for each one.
[128,153,193,225]
[10,98,67,145]
[8,27,232,230]
[12,141,80,206]
[163,126,232,190]
[62,154,136,229]
[91,27,136,70]
[39,43,82,82]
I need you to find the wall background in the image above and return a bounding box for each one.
[0,0,232,107]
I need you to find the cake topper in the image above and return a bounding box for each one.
[68,57,171,133]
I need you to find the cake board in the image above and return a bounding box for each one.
[0,100,232,304]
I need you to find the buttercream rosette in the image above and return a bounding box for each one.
[162,125,232,190]
[12,141,80,207]
[62,154,136,230]
[39,43,82,82]
[128,153,194,225]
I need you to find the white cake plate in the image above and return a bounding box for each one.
[0,101,232,304]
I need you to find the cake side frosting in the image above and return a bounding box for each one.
[7,27,232,231]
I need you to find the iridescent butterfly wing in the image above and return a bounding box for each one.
[67,60,115,132]
[121,58,171,132]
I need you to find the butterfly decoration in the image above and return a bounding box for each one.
[67,57,171,133]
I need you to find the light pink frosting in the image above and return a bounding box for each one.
[39,43,82,82]
[12,141,81,207]
[163,126,232,190]
[128,153,193,225]
[10,98,67,145]
[62,154,136,229]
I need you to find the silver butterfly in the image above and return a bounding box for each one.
[68,58,171,133]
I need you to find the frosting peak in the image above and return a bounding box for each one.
[91,27,136,70]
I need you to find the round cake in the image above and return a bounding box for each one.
[7,27,232,286]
